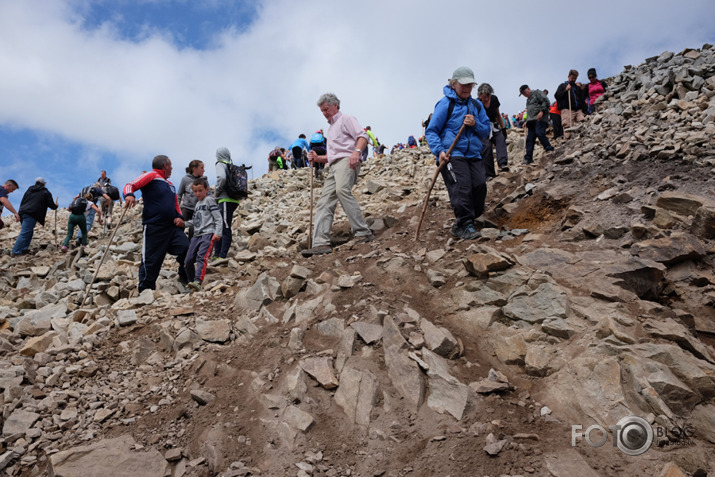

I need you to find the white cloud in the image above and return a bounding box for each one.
[0,0,713,200]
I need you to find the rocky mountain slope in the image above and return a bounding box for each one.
[1,45,714,477]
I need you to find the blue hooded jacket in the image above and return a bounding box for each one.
[425,85,491,162]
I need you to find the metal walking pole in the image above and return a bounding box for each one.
[79,205,129,308]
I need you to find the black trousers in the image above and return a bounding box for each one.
[440,156,487,228]
[138,224,189,292]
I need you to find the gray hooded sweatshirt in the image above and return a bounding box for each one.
[214,147,237,203]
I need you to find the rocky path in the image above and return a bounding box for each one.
[1,44,714,476]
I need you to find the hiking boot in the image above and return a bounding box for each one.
[499,165,510,172]
[522,160,534,165]
[61,246,68,253]
[450,222,462,237]
[354,234,374,244]
[301,245,332,257]
[188,281,201,292]
[460,224,481,240]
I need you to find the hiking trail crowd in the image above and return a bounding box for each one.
[2,65,606,291]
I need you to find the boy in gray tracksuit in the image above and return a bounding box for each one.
[184,177,222,291]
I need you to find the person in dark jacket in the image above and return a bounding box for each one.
[425,66,491,240]
[554,69,585,136]
[519,85,554,165]
[123,155,189,292]
[11,177,58,256]
[75,183,111,244]
[477,83,510,177]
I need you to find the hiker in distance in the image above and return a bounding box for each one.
[11,177,58,257]
[425,66,491,240]
[123,155,189,292]
[213,147,240,260]
[0,179,21,230]
[301,93,374,257]
[519,84,554,165]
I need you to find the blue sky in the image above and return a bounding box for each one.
[1,0,714,212]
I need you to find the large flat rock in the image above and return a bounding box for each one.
[49,435,168,477]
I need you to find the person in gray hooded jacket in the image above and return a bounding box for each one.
[177,159,207,239]
[213,147,239,259]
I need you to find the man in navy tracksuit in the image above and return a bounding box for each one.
[123,155,189,292]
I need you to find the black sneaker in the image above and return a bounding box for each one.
[499,165,510,172]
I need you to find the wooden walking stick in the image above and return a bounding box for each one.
[54,196,58,247]
[80,205,129,308]
[308,160,314,249]
[566,85,573,132]
[415,124,466,240]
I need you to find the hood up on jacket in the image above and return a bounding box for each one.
[216,147,232,163]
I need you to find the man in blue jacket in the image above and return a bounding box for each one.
[425,66,491,240]
[290,134,311,168]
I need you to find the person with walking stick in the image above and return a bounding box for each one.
[424,66,491,240]
[301,93,374,257]
[555,69,585,137]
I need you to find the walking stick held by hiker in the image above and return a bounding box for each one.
[308,155,315,249]
[54,196,58,246]
[80,205,129,308]
[566,84,573,131]
[415,124,466,240]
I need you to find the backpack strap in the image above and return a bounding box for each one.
[446,97,482,122]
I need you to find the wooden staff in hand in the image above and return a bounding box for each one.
[54,196,58,246]
[415,124,466,240]
[80,205,128,308]
[308,158,314,249]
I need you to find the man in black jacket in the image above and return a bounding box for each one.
[555,69,586,136]
[11,177,58,256]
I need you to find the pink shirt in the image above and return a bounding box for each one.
[589,80,605,104]
[326,111,368,165]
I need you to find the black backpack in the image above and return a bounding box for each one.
[70,196,89,215]
[105,185,120,201]
[220,162,252,199]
